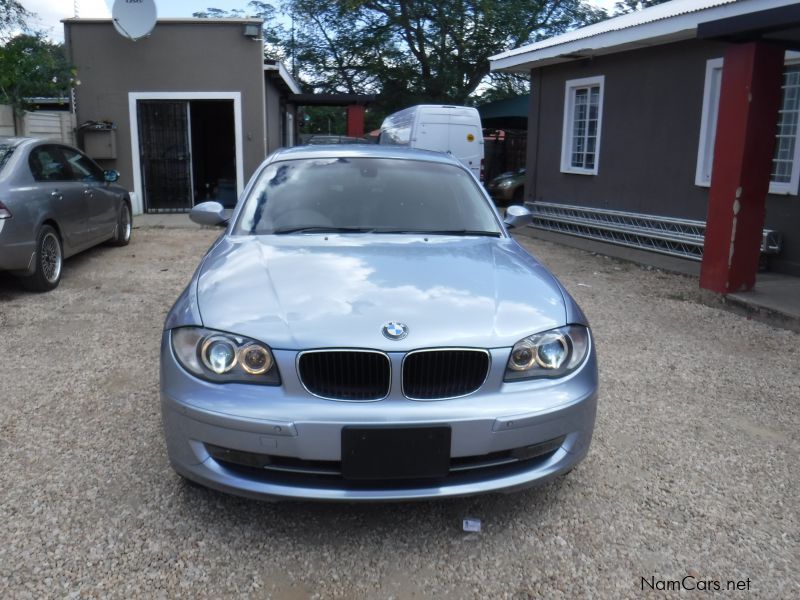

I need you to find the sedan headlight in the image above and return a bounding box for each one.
[497,180,514,189]
[171,327,280,385]
[504,325,590,381]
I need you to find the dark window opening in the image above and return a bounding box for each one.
[190,100,237,208]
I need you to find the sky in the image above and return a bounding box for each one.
[26,0,619,43]
[24,1,261,41]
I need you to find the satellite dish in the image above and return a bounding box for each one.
[112,0,157,41]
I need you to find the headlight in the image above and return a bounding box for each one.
[171,327,280,385]
[504,325,590,381]
[497,180,514,189]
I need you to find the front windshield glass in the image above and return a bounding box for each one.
[234,157,502,236]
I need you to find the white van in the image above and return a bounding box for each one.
[379,105,484,179]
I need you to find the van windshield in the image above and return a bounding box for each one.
[234,157,501,236]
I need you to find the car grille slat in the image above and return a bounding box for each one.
[299,351,390,401]
[403,349,489,400]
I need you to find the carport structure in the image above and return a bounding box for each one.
[288,93,376,138]
[698,3,800,293]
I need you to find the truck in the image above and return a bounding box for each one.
[378,105,484,180]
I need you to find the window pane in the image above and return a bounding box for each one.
[61,147,104,182]
[29,147,69,181]
[771,64,800,185]
[568,84,601,171]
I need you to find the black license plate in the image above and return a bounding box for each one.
[341,426,451,480]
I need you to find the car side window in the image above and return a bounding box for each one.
[28,146,70,182]
[61,147,104,182]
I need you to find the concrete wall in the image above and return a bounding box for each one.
[0,105,15,136]
[64,19,267,213]
[0,106,75,144]
[527,39,800,275]
[21,111,76,145]
[265,77,282,153]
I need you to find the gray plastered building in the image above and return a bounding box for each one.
[64,18,299,215]
[491,0,800,278]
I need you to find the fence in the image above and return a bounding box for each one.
[0,105,76,145]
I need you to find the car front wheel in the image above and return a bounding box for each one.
[109,202,132,246]
[23,225,63,292]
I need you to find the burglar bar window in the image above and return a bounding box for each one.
[561,76,604,175]
[771,64,800,187]
[696,55,800,195]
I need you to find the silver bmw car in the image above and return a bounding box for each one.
[160,145,598,501]
[0,137,132,291]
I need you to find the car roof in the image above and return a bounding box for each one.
[0,137,30,147]
[0,137,62,150]
[268,144,467,167]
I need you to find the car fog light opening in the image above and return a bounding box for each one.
[505,325,590,381]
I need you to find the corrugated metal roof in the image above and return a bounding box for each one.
[492,0,737,62]
[490,0,797,71]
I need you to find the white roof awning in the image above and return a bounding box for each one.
[490,0,796,72]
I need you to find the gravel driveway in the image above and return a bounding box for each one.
[1,226,797,598]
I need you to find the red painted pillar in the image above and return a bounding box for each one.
[700,42,784,293]
[346,104,365,138]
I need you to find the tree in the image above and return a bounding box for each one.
[196,0,607,126]
[0,0,29,42]
[614,0,672,14]
[286,0,606,111]
[0,33,74,113]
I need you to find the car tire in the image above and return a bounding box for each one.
[23,225,63,292]
[512,187,524,203]
[109,202,132,246]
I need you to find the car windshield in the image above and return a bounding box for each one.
[234,157,502,236]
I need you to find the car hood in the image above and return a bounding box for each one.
[195,235,566,350]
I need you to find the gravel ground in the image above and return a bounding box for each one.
[0,226,797,599]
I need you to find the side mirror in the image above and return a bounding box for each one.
[190,201,228,227]
[104,170,120,183]
[503,204,532,229]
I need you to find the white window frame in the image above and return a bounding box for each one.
[695,53,800,196]
[560,75,605,176]
[695,58,724,188]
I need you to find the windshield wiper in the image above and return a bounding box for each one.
[271,226,375,234]
[375,229,502,237]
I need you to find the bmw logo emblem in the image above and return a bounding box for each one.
[382,321,409,340]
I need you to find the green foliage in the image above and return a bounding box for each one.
[0,0,29,42]
[287,0,607,113]
[476,72,531,105]
[0,33,74,113]
[613,0,673,15]
[196,0,608,119]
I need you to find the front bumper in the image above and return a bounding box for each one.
[160,335,598,501]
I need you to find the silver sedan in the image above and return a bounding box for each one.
[0,137,132,291]
[160,145,598,501]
